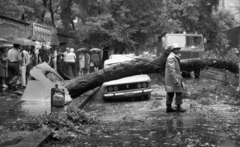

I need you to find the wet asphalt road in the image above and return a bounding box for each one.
[79,85,240,147]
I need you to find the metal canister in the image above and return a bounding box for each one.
[51,84,65,107]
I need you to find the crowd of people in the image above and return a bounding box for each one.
[0,44,34,90]
[59,47,101,78]
[0,43,102,91]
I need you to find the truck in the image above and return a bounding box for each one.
[158,32,205,78]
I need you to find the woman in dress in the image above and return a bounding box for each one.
[27,46,37,80]
[0,47,9,88]
[78,51,85,75]
[85,51,90,74]
[51,47,58,70]
[91,51,100,71]
[66,48,76,78]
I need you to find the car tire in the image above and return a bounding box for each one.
[194,68,201,78]
[144,94,151,100]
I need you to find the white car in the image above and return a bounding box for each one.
[109,54,135,59]
[101,54,152,101]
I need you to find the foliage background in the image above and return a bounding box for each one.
[0,0,239,55]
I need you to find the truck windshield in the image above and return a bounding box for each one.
[186,36,203,48]
[167,36,203,48]
[167,36,186,47]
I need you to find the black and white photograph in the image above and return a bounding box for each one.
[0,0,240,146]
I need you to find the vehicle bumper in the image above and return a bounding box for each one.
[104,89,152,99]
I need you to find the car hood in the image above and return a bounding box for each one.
[103,74,150,86]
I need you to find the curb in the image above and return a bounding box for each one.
[78,87,100,110]
[9,129,52,147]
[9,87,100,147]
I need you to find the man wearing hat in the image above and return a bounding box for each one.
[165,43,186,113]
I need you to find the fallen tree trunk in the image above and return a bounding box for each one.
[35,51,239,98]
[63,51,170,98]
[180,58,238,74]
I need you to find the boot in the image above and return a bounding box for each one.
[166,104,176,113]
[176,105,186,113]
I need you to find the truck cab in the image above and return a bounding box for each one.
[159,33,205,78]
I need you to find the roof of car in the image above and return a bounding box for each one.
[109,54,135,59]
[104,55,136,66]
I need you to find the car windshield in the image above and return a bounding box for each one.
[167,36,203,48]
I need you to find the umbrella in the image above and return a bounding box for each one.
[0,43,13,48]
[11,38,36,46]
[0,38,9,43]
[44,45,51,50]
[90,48,102,52]
[76,48,87,53]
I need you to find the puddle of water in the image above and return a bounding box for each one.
[143,113,240,146]
[0,88,68,126]
[21,101,66,115]
[45,112,240,147]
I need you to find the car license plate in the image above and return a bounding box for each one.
[124,92,133,96]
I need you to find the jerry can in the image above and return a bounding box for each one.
[51,84,65,107]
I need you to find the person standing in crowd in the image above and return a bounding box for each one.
[85,51,90,74]
[38,45,51,64]
[28,46,37,69]
[91,50,100,71]
[66,48,76,78]
[78,51,85,75]
[26,46,36,82]
[20,46,30,88]
[57,48,64,72]
[0,47,9,88]
[35,47,40,64]
[63,47,70,74]
[52,47,58,70]
[7,44,22,91]
[165,43,186,113]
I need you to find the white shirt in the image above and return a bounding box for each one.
[63,51,68,62]
[22,50,30,66]
[7,48,22,62]
[53,50,58,61]
[65,52,76,62]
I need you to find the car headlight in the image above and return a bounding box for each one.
[108,87,113,92]
[142,82,147,88]
[137,83,142,88]
[113,86,118,91]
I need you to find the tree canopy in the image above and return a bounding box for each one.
[0,0,238,53]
